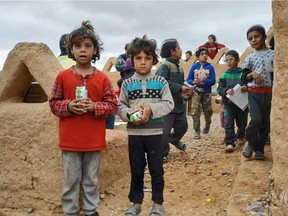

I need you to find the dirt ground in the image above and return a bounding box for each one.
[0,112,273,216]
[96,114,272,216]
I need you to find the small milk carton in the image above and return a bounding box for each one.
[75,86,87,100]
[129,110,143,123]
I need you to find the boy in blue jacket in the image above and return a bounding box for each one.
[186,47,216,139]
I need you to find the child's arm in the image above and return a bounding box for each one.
[118,86,131,122]
[247,72,264,85]
[90,81,118,117]
[186,65,195,85]
[241,68,264,85]
[147,82,174,119]
[49,80,74,118]
[241,85,248,93]
[203,66,216,86]
[217,76,229,97]
[155,64,182,95]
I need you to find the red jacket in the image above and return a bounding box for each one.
[49,68,118,151]
[199,42,225,59]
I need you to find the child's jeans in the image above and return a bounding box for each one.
[128,135,164,204]
[61,151,101,216]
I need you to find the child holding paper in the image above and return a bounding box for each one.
[217,50,248,152]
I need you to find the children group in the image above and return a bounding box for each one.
[49,20,274,216]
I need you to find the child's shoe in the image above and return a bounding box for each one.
[193,131,201,139]
[242,144,253,158]
[150,206,165,216]
[225,144,235,153]
[124,205,141,216]
[202,126,210,134]
[255,151,265,160]
[173,141,186,151]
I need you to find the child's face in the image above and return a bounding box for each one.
[208,36,214,44]
[225,54,239,69]
[133,51,153,75]
[198,51,208,63]
[171,43,182,60]
[185,53,191,60]
[71,38,96,65]
[247,30,267,50]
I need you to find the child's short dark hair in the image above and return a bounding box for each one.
[195,47,208,58]
[225,50,240,61]
[208,34,216,42]
[59,34,69,56]
[185,50,192,56]
[160,39,178,58]
[67,20,104,63]
[246,24,266,38]
[128,35,159,66]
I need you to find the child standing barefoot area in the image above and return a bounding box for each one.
[217,50,249,152]
[241,24,274,160]
[49,20,118,216]
[118,35,174,216]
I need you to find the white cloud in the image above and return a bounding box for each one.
[0,1,273,70]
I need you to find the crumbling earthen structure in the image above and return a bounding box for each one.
[0,2,287,214]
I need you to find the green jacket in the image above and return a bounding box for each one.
[217,67,246,105]
[156,57,185,113]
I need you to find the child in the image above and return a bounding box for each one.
[241,24,274,160]
[184,50,192,62]
[186,47,216,139]
[198,34,225,59]
[155,39,192,161]
[49,20,118,216]
[217,50,249,152]
[58,33,76,69]
[118,35,174,216]
[116,43,129,80]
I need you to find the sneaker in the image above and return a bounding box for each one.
[255,151,265,160]
[193,131,201,139]
[237,138,246,146]
[202,126,210,134]
[225,144,235,153]
[173,141,187,151]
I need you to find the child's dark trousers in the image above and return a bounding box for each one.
[128,134,164,204]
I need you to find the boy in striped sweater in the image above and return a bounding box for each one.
[118,35,174,216]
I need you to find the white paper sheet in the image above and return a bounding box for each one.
[226,84,248,111]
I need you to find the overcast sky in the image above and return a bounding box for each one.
[0,0,273,70]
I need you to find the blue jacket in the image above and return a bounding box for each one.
[186,62,216,93]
